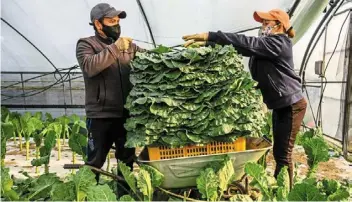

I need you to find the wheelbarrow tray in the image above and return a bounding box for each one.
[137,137,272,189]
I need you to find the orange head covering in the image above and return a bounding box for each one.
[253,9,291,31]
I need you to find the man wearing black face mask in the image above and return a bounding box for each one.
[76,3,143,183]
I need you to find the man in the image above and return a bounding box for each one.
[76,3,142,181]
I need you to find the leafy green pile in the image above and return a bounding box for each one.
[125,45,266,147]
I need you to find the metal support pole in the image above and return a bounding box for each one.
[136,0,156,48]
[68,74,73,105]
[20,73,26,110]
[318,24,329,128]
[62,76,67,115]
[343,13,352,161]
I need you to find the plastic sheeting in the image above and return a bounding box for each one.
[294,2,352,141]
[290,0,330,44]
[1,0,295,72]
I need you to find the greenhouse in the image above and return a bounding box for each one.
[1,0,352,201]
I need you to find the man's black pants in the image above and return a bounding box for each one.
[85,118,135,181]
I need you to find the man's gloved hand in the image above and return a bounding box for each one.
[115,37,133,51]
[182,33,209,47]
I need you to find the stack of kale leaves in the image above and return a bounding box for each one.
[125,45,265,148]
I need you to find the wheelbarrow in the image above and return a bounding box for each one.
[64,137,271,189]
[63,137,272,200]
[137,137,272,189]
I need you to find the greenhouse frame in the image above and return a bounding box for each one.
[1,0,352,201]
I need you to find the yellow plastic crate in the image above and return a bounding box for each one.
[148,137,246,160]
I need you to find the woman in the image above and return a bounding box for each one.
[183,9,307,188]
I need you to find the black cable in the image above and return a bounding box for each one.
[300,0,344,77]
[335,8,352,16]
[301,1,345,124]
[288,0,302,17]
[302,25,327,78]
[1,65,79,90]
[1,73,70,99]
[234,26,261,34]
[325,11,350,73]
[304,85,318,125]
[301,0,344,81]
[1,74,83,100]
[1,67,81,100]
[1,17,64,81]
[136,0,156,48]
[132,38,154,45]
[316,76,328,124]
[315,11,351,122]
[300,0,345,127]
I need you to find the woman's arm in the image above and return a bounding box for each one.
[207,31,284,58]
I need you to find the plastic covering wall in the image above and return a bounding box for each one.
[1,0,294,72]
[1,0,296,117]
[2,0,350,153]
[293,2,352,142]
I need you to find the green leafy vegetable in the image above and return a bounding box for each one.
[51,181,76,201]
[321,179,350,201]
[1,107,11,122]
[244,162,273,200]
[1,118,15,164]
[137,169,153,201]
[21,114,44,160]
[56,115,71,160]
[288,182,327,201]
[322,179,340,195]
[301,128,329,177]
[140,164,164,187]
[125,45,265,147]
[10,112,23,151]
[118,161,137,194]
[33,111,43,120]
[230,194,253,201]
[31,130,56,173]
[327,187,350,201]
[196,168,219,201]
[68,120,87,158]
[86,184,117,201]
[73,166,97,201]
[27,173,60,200]
[45,112,54,124]
[119,195,136,201]
[50,167,117,201]
[217,156,235,192]
[276,166,290,201]
[1,167,20,201]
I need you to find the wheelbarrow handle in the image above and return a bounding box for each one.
[63,164,124,181]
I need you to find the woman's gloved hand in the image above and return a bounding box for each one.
[182,33,209,47]
[183,40,206,47]
[182,33,209,41]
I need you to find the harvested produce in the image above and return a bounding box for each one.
[125,45,266,148]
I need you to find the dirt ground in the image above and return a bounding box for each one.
[4,139,352,182]
[266,146,352,181]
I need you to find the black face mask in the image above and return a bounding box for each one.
[101,24,121,41]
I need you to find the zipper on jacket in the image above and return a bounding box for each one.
[96,85,100,103]
[117,60,125,106]
[267,74,282,97]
